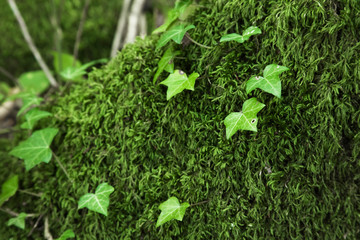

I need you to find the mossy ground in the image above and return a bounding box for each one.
[1,0,360,239]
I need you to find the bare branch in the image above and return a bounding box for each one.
[110,0,132,58]
[73,0,91,65]
[28,214,43,237]
[44,216,53,240]
[7,0,58,88]
[0,66,18,84]
[124,0,146,45]
[139,12,147,38]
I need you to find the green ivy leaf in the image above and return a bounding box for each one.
[7,213,27,230]
[19,70,50,94]
[55,229,75,240]
[60,59,107,81]
[52,51,82,73]
[160,70,199,100]
[156,24,195,50]
[17,94,43,117]
[78,183,114,216]
[224,98,265,138]
[153,48,181,84]
[220,26,261,43]
[20,108,53,130]
[156,197,190,227]
[9,128,59,171]
[0,175,18,207]
[152,0,193,34]
[246,64,289,98]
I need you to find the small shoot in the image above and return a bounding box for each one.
[0,175,18,207]
[17,94,43,117]
[246,64,289,98]
[55,229,75,240]
[78,183,114,216]
[220,26,261,43]
[156,24,195,50]
[160,70,199,100]
[9,128,59,170]
[7,213,27,230]
[153,47,181,84]
[156,197,190,227]
[224,98,265,139]
[52,51,82,73]
[60,59,107,81]
[21,108,52,130]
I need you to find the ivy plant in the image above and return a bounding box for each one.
[9,128,59,170]
[246,64,289,98]
[156,197,190,227]
[78,183,114,216]
[0,175,18,207]
[55,229,75,240]
[18,70,50,94]
[20,108,52,130]
[153,47,181,83]
[220,26,261,43]
[156,24,195,50]
[224,98,265,138]
[59,59,107,81]
[160,70,199,100]
[7,213,27,230]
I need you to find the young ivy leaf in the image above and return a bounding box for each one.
[21,108,53,130]
[160,70,199,100]
[220,26,261,43]
[224,98,265,139]
[55,229,75,240]
[0,175,18,207]
[7,213,27,230]
[246,64,289,98]
[156,24,195,50]
[9,128,59,171]
[17,94,43,117]
[18,70,50,94]
[78,183,114,216]
[60,58,107,81]
[153,47,181,84]
[156,197,190,227]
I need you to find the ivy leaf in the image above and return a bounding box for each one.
[224,98,265,139]
[156,24,195,50]
[52,51,82,73]
[60,59,107,81]
[17,94,43,117]
[55,229,75,240]
[18,70,50,94]
[7,213,27,230]
[0,175,18,207]
[220,26,261,43]
[153,48,181,84]
[78,183,114,216]
[160,70,199,100]
[9,128,59,171]
[20,108,53,130]
[246,64,289,98]
[156,197,190,227]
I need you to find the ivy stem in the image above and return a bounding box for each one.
[18,189,43,198]
[190,200,210,207]
[53,153,73,183]
[0,207,38,217]
[185,33,213,49]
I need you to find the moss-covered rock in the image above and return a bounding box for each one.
[1,0,360,239]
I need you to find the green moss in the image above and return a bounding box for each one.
[1,0,360,239]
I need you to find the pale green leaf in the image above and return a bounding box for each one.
[224,98,265,138]
[52,51,82,73]
[20,108,53,130]
[18,70,50,94]
[153,48,180,83]
[78,183,114,216]
[17,94,43,117]
[0,175,18,207]
[156,197,190,227]
[60,59,107,81]
[0,93,4,102]
[55,229,75,240]
[9,128,59,171]
[156,24,195,50]
[246,64,289,98]
[220,26,261,43]
[160,70,199,100]
[7,213,27,230]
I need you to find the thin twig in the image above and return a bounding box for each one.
[110,0,132,58]
[73,0,91,65]
[0,66,18,84]
[53,154,73,183]
[185,33,213,49]
[7,0,58,88]
[44,216,53,240]
[0,208,38,217]
[28,214,43,237]
[124,0,146,45]
[18,189,43,198]
[190,200,210,207]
